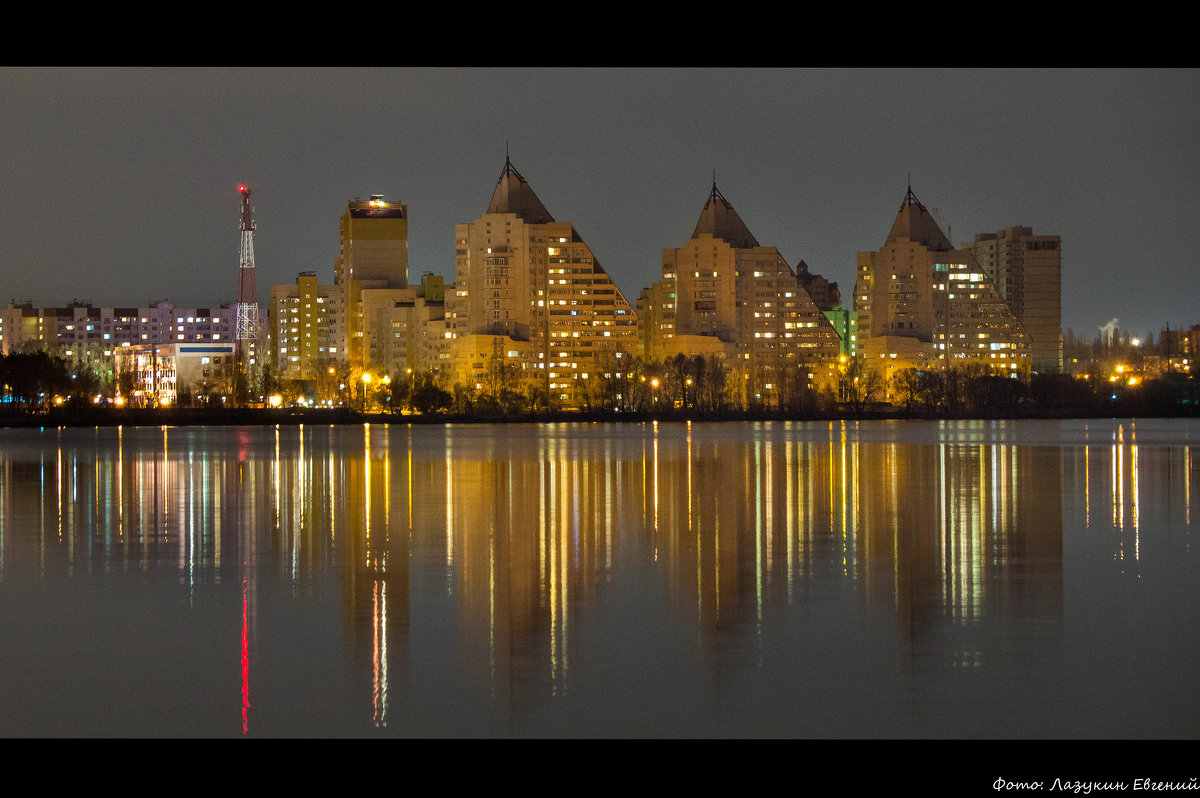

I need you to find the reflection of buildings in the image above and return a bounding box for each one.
[1077,421,1194,575]
[644,421,869,672]
[854,428,1065,668]
[30,422,1200,730]
[335,424,411,729]
[636,422,1066,672]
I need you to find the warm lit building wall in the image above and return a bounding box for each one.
[362,277,447,377]
[115,342,239,405]
[666,234,738,342]
[933,261,1030,374]
[334,195,409,290]
[862,239,936,343]
[1161,326,1195,373]
[860,335,936,395]
[855,189,1031,378]
[733,249,841,370]
[853,253,873,355]
[334,195,409,365]
[964,227,1062,373]
[660,332,735,360]
[447,334,537,393]
[360,288,413,375]
[451,160,638,407]
[455,214,539,341]
[636,283,667,362]
[643,184,840,390]
[269,272,340,379]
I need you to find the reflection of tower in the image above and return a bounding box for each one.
[236,185,259,351]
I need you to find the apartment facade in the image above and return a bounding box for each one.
[640,184,841,394]
[268,271,342,380]
[334,195,409,366]
[854,187,1031,379]
[447,159,638,407]
[1,300,240,356]
[963,226,1062,373]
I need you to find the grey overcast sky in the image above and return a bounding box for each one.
[1,67,1196,340]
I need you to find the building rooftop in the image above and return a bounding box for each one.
[691,182,759,248]
[486,158,555,224]
[347,196,406,219]
[885,186,954,252]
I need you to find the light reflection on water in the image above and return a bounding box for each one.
[0,419,1196,737]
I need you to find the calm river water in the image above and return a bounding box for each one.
[0,418,1196,738]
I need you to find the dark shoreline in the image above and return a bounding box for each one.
[2,404,1195,429]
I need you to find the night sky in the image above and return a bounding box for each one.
[2,68,1196,340]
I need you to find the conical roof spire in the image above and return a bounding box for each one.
[691,181,759,248]
[885,184,953,251]
[486,156,554,223]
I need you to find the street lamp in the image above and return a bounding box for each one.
[361,372,372,411]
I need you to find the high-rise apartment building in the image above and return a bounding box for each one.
[447,158,638,407]
[854,187,1030,378]
[963,226,1062,373]
[334,195,409,365]
[268,271,342,379]
[640,183,841,386]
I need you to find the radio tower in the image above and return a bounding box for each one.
[236,184,259,349]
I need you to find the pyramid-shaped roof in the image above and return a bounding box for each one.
[886,186,954,252]
[691,183,759,248]
[486,157,555,224]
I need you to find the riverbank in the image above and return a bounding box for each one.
[2,400,1197,428]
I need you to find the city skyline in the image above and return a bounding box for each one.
[2,67,1196,341]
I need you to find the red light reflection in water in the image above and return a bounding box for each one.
[236,428,252,462]
[241,571,250,735]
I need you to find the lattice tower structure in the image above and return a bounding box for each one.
[236,185,259,344]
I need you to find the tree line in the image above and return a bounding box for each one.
[5,347,1195,419]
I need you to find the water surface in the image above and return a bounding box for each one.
[0,419,1195,737]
